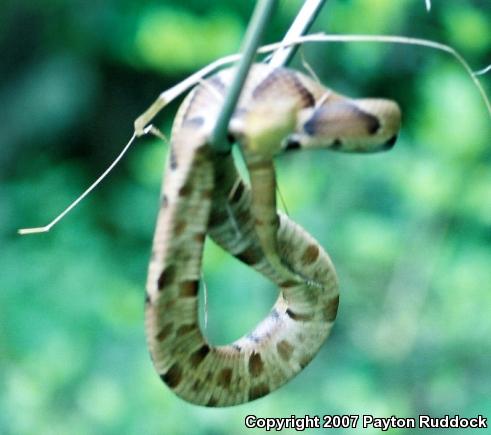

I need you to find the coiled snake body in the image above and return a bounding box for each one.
[145,64,401,407]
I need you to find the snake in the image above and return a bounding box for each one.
[144,63,401,407]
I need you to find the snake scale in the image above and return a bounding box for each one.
[144,63,401,407]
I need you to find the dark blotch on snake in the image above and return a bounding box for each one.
[246,332,260,343]
[236,245,263,266]
[366,112,381,135]
[290,72,316,107]
[178,182,192,197]
[270,308,280,320]
[299,353,314,369]
[301,244,319,265]
[189,345,210,368]
[249,383,270,401]
[176,324,196,336]
[280,279,298,288]
[161,195,168,208]
[286,308,314,322]
[174,220,187,236]
[192,379,201,391]
[277,340,294,362]
[343,103,381,135]
[217,368,233,389]
[208,75,227,94]
[324,295,340,322]
[183,116,205,128]
[161,363,182,388]
[233,107,247,118]
[194,232,206,243]
[304,103,381,136]
[169,146,178,170]
[156,322,173,341]
[157,265,176,290]
[252,69,315,108]
[303,111,321,136]
[179,280,199,297]
[205,396,218,407]
[249,352,264,377]
[252,68,284,99]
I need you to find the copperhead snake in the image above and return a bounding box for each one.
[144,63,401,407]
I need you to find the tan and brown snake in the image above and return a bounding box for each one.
[143,63,401,407]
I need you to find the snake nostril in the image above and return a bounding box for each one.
[382,134,398,149]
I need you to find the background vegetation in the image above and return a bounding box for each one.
[1,0,490,433]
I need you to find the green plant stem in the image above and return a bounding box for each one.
[210,0,278,152]
[210,0,328,152]
[269,0,327,68]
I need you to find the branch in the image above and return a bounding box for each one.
[269,0,327,67]
[210,0,278,152]
[210,0,328,152]
[474,64,491,76]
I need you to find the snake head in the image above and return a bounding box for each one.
[289,98,401,153]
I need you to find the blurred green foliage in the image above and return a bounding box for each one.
[1,0,490,434]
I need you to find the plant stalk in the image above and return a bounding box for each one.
[210,0,278,152]
[210,0,327,152]
[269,0,327,67]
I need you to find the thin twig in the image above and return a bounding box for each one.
[134,33,491,133]
[18,131,141,234]
[474,64,491,76]
[269,0,327,67]
[22,31,490,235]
[210,0,278,152]
[292,33,491,118]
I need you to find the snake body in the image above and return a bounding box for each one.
[145,64,401,407]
